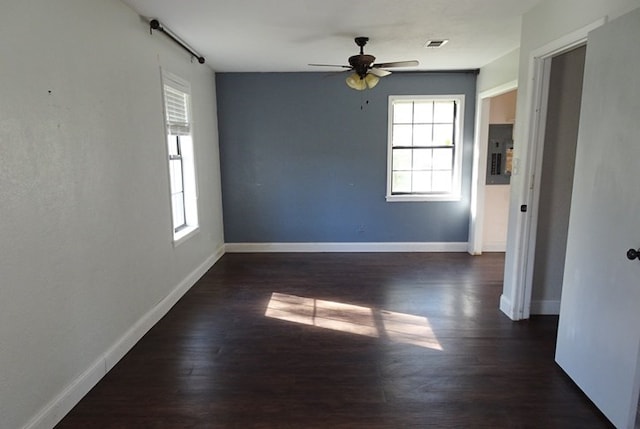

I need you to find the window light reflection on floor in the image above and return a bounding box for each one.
[265,292,442,351]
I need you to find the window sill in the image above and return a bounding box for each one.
[173,225,199,247]
[386,194,461,202]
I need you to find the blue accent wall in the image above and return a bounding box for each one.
[216,72,476,243]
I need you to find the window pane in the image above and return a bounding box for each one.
[392,172,412,193]
[413,102,433,123]
[169,159,183,193]
[413,124,433,146]
[433,124,454,146]
[393,124,412,146]
[412,171,432,193]
[432,171,452,192]
[172,193,185,229]
[432,148,453,170]
[393,102,413,123]
[392,149,412,170]
[168,136,179,156]
[433,101,455,123]
[413,149,432,170]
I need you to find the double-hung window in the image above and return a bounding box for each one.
[387,95,464,202]
[162,71,199,242]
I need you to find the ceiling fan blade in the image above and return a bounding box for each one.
[369,67,392,77]
[375,60,419,68]
[308,63,352,68]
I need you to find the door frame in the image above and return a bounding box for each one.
[468,81,518,255]
[505,18,606,320]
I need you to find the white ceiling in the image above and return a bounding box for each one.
[120,0,541,72]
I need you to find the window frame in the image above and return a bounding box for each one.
[161,70,199,244]
[386,94,465,202]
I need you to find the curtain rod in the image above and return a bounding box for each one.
[149,19,205,64]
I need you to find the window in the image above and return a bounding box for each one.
[162,71,199,242]
[387,95,464,202]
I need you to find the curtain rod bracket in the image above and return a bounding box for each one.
[149,19,205,64]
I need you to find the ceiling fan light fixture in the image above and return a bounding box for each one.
[346,73,367,90]
[312,36,417,91]
[365,73,380,89]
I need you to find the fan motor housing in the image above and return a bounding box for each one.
[349,54,375,77]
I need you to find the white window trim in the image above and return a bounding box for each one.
[173,223,199,246]
[161,70,200,244]
[386,94,465,202]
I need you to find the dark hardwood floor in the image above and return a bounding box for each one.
[56,253,612,428]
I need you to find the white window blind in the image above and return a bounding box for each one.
[163,84,191,136]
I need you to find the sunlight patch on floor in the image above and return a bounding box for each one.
[265,292,442,350]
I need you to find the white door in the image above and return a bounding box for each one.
[555,7,640,429]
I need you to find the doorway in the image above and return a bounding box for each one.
[468,81,517,256]
[528,45,586,315]
[500,18,605,321]
[481,90,516,253]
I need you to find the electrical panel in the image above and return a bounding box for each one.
[486,124,513,185]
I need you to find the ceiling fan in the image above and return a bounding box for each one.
[309,37,419,90]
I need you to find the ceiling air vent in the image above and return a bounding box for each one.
[425,39,449,48]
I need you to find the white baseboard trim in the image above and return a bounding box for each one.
[225,242,468,253]
[530,300,561,315]
[23,245,225,429]
[500,294,516,320]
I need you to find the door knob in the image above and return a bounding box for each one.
[627,248,640,261]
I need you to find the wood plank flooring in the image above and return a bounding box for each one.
[55,253,613,428]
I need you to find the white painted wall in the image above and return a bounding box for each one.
[477,48,520,93]
[0,1,224,428]
[500,0,640,319]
